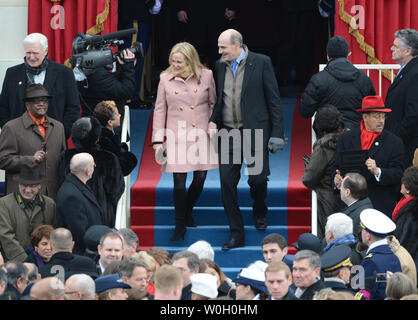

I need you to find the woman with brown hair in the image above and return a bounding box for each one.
[199,258,235,298]
[24,224,54,267]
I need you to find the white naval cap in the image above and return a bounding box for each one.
[360,208,396,237]
[190,273,218,299]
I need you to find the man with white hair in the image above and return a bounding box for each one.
[0,32,80,139]
[324,212,363,265]
[187,240,215,261]
[65,274,96,300]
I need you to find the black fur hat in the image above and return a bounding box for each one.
[71,116,102,150]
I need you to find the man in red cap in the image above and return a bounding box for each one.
[334,96,404,217]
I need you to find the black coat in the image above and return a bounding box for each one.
[210,49,285,151]
[341,197,374,235]
[394,197,418,275]
[335,127,404,216]
[58,147,125,228]
[0,60,80,139]
[78,62,135,118]
[299,280,325,300]
[385,56,418,167]
[56,173,104,255]
[39,251,98,280]
[98,128,138,176]
[299,57,376,130]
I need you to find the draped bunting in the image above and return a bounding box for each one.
[28,0,118,64]
[335,0,418,98]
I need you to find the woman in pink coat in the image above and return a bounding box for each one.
[152,42,217,241]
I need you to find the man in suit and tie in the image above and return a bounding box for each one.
[208,29,285,250]
[339,172,373,235]
[334,96,404,217]
[385,29,418,168]
[0,33,80,139]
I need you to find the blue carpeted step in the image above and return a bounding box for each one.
[151,225,310,247]
[153,206,288,226]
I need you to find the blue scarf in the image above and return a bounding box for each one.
[324,233,356,252]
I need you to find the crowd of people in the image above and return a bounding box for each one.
[0,0,417,301]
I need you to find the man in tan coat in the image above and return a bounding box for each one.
[0,166,56,262]
[0,84,66,199]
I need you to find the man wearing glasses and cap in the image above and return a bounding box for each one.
[0,83,66,200]
[358,208,402,300]
[334,95,404,217]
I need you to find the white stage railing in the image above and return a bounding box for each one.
[115,105,131,229]
[310,64,400,236]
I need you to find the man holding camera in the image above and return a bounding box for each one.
[0,84,66,200]
[77,48,136,137]
[0,33,80,140]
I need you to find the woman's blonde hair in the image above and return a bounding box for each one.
[165,42,206,83]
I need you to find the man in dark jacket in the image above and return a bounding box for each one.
[209,29,285,249]
[58,117,125,228]
[299,36,375,130]
[39,228,98,281]
[339,172,374,235]
[292,250,325,300]
[0,33,80,139]
[56,153,104,255]
[385,29,418,168]
[334,96,404,217]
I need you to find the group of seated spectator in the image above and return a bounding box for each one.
[0,221,417,300]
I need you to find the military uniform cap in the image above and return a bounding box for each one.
[360,208,396,237]
[321,245,353,272]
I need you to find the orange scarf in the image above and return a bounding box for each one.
[360,120,381,150]
[28,112,48,139]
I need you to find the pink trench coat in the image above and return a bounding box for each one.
[152,69,218,173]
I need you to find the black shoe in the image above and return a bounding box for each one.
[169,227,186,242]
[255,217,267,230]
[222,238,244,250]
[186,219,197,228]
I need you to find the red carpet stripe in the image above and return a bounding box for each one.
[130,112,161,246]
[286,91,312,244]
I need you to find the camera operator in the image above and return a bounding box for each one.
[77,49,136,137]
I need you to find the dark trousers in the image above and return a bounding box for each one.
[218,127,270,241]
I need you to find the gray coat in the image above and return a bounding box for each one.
[0,112,66,199]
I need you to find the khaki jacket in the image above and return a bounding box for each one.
[0,192,56,262]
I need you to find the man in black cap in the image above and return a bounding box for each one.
[321,245,364,298]
[293,233,322,254]
[299,35,376,130]
[0,165,56,262]
[0,83,66,200]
